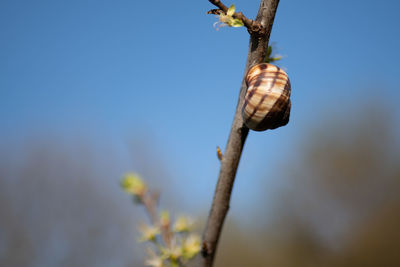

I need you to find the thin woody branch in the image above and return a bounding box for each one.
[200,0,281,266]
[208,0,265,34]
[141,191,174,248]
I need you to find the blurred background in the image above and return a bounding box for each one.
[1,0,400,266]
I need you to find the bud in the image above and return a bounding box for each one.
[120,173,147,197]
[138,223,160,242]
[182,234,201,259]
[173,215,194,233]
[160,210,170,228]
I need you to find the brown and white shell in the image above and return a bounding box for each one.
[242,63,291,131]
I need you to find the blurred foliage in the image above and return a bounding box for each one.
[214,103,400,267]
[121,173,200,267]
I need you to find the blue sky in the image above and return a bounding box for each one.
[1,0,400,218]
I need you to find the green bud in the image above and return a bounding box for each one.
[121,173,147,196]
[138,223,160,242]
[182,234,201,259]
[173,216,194,233]
[160,210,170,227]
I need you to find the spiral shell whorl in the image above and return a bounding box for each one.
[242,63,291,131]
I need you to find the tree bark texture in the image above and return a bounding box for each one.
[200,0,281,266]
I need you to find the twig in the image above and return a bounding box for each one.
[141,191,173,248]
[208,0,265,34]
[141,191,158,225]
[200,0,281,266]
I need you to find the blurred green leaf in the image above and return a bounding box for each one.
[267,45,272,57]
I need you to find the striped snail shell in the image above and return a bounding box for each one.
[242,63,291,131]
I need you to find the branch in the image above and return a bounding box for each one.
[208,0,265,34]
[140,190,174,248]
[200,0,281,266]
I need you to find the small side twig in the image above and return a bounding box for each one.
[208,0,265,34]
[141,191,159,224]
[140,191,174,248]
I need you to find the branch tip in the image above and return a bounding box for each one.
[207,0,265,34]
[207,9,222,15]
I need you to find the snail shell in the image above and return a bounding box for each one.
[242,63,291,131]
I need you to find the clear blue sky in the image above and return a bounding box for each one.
[1,0,400,216]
